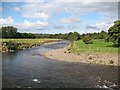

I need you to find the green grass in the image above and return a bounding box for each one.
[69,39,118,53]
[2,38,60,44]
[1,38,61,52]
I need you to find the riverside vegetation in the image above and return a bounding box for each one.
[44,20,120,66]
[44,39,118,66]
[68,39,118,53]
[0,39,61,52]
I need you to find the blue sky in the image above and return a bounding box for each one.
[0,1,118,34]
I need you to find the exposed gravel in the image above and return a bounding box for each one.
[44,46,118,66]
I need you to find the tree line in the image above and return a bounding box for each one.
[0,26,107,40]
[0,26,81,41]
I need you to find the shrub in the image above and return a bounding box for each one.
[99,60,103,63]
[67,48,71,51]
[2,46,8,52]
[109,60,114,64]
[68,51,71,54]
[6,41,18,50]
[77,53,80,55]
[82,35,93,44]
[64,51,67,53]
[88,56,92,60]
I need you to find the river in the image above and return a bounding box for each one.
[2,41,118,89]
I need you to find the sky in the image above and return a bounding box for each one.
[0,0,119,34]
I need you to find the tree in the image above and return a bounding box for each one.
[98,31,108,39]
[68,32,80,41]
[2,26,17,38]
[106,20,120,47]
[82,35,93,44]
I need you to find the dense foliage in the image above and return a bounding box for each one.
[106,20,120,47]
[2,39,60,52]
[1,26,17,38]
[82,35,93,44]
[0,26,81,41]
[81,31,108,40]
[1,26,108,41]
[6,41,18,50]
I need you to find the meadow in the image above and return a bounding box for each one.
[2,38,60,44]
[1,38,61,52]
[69,39,118,53]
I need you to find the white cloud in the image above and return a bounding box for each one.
[52,0,119,2]
[0,16,14,25]
[20,1,118,23]
[23,11,49,21]
[2,0,119,2]
[13,7,20,11]
[61,17,80,24]
[16,20,49,30]
[86,21,114,32]
[0,16,49,30]
[6,6,20,11]
[1,1,118,34]
[22,2,60,20]
[86,25,99,30]
[96,21,114,30]
[2,0,43,2]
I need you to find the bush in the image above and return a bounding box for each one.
[67,48,71,51]
[77,53,80,55]
[64,51,67,53]
[6,41,18,50]
[68,51,71,54]
[109,60,114,64]
[88,56,93,60]
[82,35,93,44]
[112,43,120,47]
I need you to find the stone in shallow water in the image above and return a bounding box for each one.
[33,79,38,82]
[32,79,41,83]
[102,85,109,88]
[109,83,118,89]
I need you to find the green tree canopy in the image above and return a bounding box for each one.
[106,20,120,47]
[2,26,17,38]
[82,35,93,44]
[68,32,80,41]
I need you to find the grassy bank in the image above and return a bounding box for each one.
[69,39,118,53]
[0,38,61,52]
[44,39,118,66]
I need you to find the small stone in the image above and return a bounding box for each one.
[33,79,38,82]
[17,86,21,88]
[102,85,108,88]
[98,80,101,83]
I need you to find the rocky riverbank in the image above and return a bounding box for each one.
[44,46,118,66]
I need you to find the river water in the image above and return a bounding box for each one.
[2,41,118,89]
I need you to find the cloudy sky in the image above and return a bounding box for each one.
[0,0,119,34]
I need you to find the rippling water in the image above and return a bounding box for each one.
[2,41,118,88]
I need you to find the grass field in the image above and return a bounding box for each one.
[69,39,118,53]
[1,38,61,52]
[2,38,60,44]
